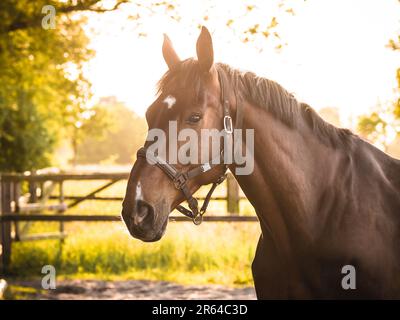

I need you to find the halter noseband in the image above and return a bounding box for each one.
[136,69,242,225]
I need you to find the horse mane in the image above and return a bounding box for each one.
[157,58,355,149]
[217,63,355,149]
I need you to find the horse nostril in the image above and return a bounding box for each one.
[137,201,149,217]
[134,200,154,228]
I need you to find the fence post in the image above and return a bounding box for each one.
[1,179,12,275]
[226,173,239,215]
[13,181,21,241]
[0,178,2,274]
[29,171,37,203]
[59,181,65,236]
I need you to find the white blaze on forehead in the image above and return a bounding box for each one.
[163,95,176,109]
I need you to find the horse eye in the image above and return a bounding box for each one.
[187,113,202,124]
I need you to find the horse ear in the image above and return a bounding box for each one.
[162,34,180,69]
[196,26,214,73]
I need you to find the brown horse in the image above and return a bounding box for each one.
[122,27,400,299]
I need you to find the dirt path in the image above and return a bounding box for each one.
[8,279,256,300]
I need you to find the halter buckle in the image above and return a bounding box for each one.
[173,174,187,189]
[224,116,233,134]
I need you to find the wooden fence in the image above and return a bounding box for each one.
[0,171,257,274]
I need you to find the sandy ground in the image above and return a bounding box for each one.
[8,279,257,300]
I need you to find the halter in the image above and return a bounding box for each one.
[136,69,242,225]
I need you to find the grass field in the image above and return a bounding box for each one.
[8,178,260,287]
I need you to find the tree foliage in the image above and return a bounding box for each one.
[69,103,114,166]
[75,97,147,165]
[0,0,127,172]
[357,106,397,151]
[357,34,400,151]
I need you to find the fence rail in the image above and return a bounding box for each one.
[0,170,255,275]
[0,214,258,222]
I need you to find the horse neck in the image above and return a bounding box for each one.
[232,100,344,257]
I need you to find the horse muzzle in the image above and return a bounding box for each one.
[122,199,168,242]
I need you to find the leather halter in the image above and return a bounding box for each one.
[136,69,242,225]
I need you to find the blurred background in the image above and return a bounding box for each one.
[0,0,399,299]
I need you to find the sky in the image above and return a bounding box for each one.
[84,0,400,128]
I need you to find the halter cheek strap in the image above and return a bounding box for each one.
[136,68,242,225]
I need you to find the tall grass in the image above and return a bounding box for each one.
[9,178,259,286]
[11,222,259,286]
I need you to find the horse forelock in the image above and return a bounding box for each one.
[157,58,204,102]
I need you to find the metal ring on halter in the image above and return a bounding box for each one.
[224,115,233,134]
[193,214,203,225]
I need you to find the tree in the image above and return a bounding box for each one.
[75,97,147,165]
[0,0,127,172]
[0,92,55,171]
[69,104,113,166]
[357,104,399,152]
[357,33,400,153]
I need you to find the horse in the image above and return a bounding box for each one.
[122,26,400,299]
